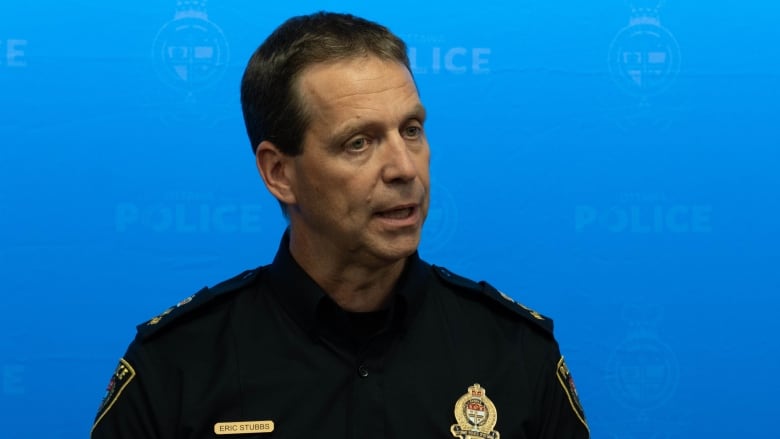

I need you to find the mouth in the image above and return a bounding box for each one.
[376,206,416,220]
[373,204,421,226]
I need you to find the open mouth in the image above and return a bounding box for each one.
[376,206,416,220]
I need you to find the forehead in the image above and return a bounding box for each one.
[295,56,420,115]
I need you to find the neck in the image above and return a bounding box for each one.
[288,232,408,312]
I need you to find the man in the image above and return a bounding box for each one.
[91,12,589,439]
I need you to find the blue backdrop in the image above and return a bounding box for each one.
[1,1,778,437]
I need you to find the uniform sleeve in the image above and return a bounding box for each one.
[533,341,590,439]
[90,338,180,439]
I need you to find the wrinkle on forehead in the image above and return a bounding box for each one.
[298,57,417,108]
[326,81,414,106]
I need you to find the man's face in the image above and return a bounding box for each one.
[286,56,430,266]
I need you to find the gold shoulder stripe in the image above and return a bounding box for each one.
[556,356,589,433]
[90,358,136,436]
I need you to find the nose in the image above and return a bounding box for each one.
[381,132,420,184]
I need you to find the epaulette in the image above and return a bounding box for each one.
[136,268,260,340]
[432,265,554,335]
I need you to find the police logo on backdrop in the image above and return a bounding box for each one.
[422,182,458,256]
[1,362,25,397]
[606,304,679,410]
[1,334,28,400]
[608,1,680,97]
[402,33,491,75]
[1,38,27,68]
[152,0,229,94]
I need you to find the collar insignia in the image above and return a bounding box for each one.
[451,383,500,439]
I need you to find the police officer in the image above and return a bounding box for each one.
[91,12,589,439]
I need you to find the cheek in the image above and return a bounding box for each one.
[418,145,431,170]
[416,152,432,184]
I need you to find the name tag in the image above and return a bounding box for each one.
[214,421,275,435]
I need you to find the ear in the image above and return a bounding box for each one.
[255,140,297,205]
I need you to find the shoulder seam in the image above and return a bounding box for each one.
[135,268,261,340]
[432,265,554,335]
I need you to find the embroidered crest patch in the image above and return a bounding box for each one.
[451,383,500,439]
[556,357,588,430]
[92,358,136,432]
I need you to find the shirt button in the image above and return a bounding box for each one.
[358,364,369,378]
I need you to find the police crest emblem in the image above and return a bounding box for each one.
[451,383,500,439]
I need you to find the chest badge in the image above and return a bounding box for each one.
[450,383,500,439]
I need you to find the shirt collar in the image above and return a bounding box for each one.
[266,230,430,338]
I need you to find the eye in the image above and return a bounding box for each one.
[402,124,423,139]
[345,136,370,152]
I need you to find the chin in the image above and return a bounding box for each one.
[376,235,420,261]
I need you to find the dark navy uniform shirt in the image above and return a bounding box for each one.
[91,235,589,438]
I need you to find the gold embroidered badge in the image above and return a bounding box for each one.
[451,383,500,439]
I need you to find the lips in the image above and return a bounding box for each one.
[376,207,415,219]
[374,202,420,221]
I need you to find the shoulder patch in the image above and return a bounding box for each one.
[432,265,554,335]
[557,356,589,432]
[136,268,259,340]
[91,358,135,434]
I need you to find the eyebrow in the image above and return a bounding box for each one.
[408,104,427,123]
[405,104,428,120]
[329,103,428,145]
